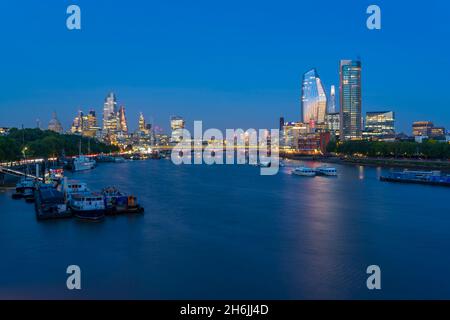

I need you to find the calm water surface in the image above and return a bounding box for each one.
[1,160,449,299]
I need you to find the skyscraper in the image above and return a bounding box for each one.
[301,69,327,124]
[340,60,362,140]
[170,116,185,143]
[328,85,336,114]
[86,110,97,129]
[118,106,128,133]
[70,110,84,134]
[103,92,118,132]
[139,112,147,133]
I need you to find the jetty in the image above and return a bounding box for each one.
[0,165,43,181]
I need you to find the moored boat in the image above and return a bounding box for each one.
[315,166,338,176]
[73,155,96,171]
[59,179,89,201]
[34,184,71,220]
[69,192,106,220]
[380,170,450,187]
[23,187,35,203]
[292,166,316,177]
[15,177,35,193]
[102,186,144,214]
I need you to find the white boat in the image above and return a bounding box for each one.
[59,179,90,202]
[69,192,105,220]
[315,166,338,176]
[72,140,96,171]
[73,155,96,171]
[15,177,35,193]
[292,166,316,177]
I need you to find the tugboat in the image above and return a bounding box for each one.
[69,192,106,220]
[292,166,316,177]
[102,186,144,214]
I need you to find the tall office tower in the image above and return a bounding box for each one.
[103,92,118,132]
[118,106,128,133]
[279,117,285,131]
[339,60,362,140]
[86,110,97,129]
[71,110,84,134]
[138,112,148,134]
[48,112,64,134]
[301,69,327,124]
[328,85,336,114]
[170,116,185,143]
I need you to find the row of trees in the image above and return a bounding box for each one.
[327,140,450,160]
[0,128,119,161]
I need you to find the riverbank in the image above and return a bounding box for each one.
[282,154,450,171]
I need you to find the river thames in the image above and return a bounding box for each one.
[1,160,449,299]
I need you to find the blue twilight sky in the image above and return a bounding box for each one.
[0,0,449,133]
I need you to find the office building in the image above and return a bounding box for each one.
[340,60,362,140]
[364,111,395,138]
[301,69,327,124]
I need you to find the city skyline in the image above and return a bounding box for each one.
[0,1,449,133]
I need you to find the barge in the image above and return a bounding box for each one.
[35,184,72,220]
[380,170,450,187]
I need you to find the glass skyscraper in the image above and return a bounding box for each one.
[328,85,336,114]
[301,69,327,124]
[339,60,362,140]
[103,92,118,132]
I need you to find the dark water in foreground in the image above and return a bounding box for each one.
[1,160,449,299]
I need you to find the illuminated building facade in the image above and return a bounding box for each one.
[103,92,119,132]
[301,69,327,124]
[297,132,331,154]
[138,112,148,134]
[364,111,395,138]
[170,116,185,143]
[340,60,362,140]
[281,122,309,149]
[328,85,336,114]
[412,121,434,137]
[70,110,84,134]
[118,106,128,133]
[325,112,340,136]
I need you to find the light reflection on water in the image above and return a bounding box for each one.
[0,160,449,299]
